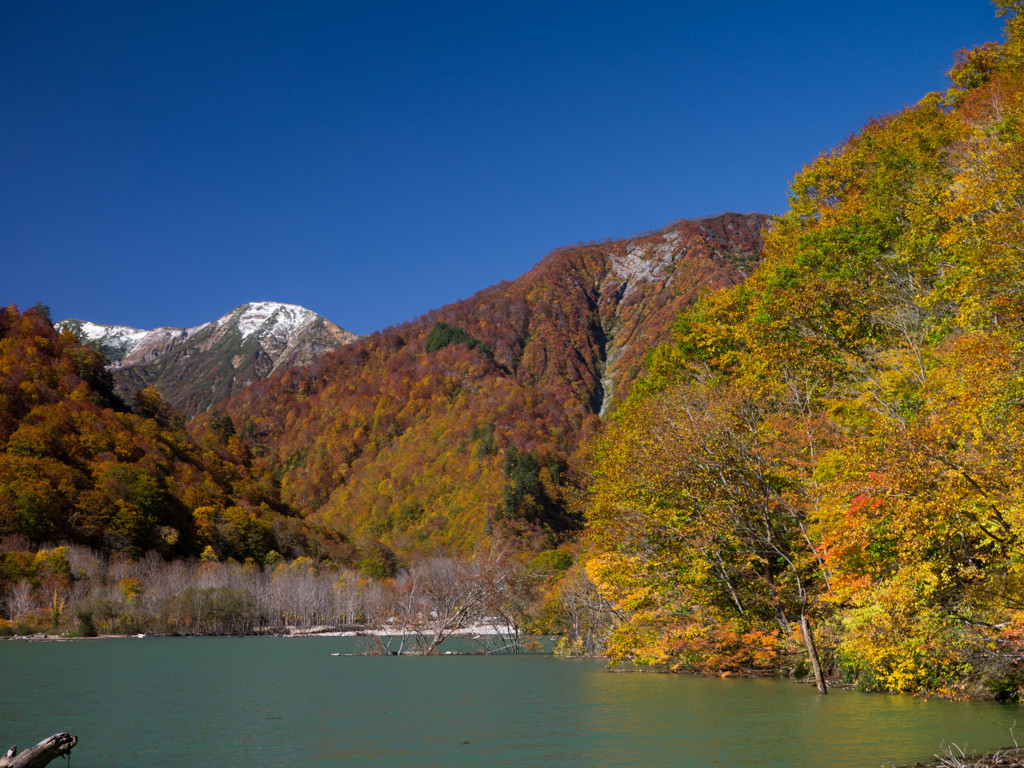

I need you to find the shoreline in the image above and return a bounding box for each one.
[0,621,520,642]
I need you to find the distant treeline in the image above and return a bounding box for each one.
[0,541,614,656]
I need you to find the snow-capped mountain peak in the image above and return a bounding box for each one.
[57,302,360,415]
[220,302,319,341]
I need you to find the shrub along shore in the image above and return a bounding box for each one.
[0,542,612,656]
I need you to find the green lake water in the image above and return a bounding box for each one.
[0,636,1020,767]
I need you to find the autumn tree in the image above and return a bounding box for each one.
[587,375,831,690]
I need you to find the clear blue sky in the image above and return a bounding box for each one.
[1,1,1006,335]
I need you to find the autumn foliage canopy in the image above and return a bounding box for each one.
[585,3,1024,697]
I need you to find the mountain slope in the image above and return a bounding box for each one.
[0,304,303,559]
[219,213,768,551]
[59,302,359,416]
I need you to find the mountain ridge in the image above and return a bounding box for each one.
[58,301,359,416]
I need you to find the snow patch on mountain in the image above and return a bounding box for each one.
[73,321,149,344]
[221,301,318,341]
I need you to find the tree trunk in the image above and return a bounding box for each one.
[800,614,827,695]
[0,733,78,768]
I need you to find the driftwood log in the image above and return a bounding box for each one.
[0,733,77,768]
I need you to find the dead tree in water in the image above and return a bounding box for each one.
[0,733,77,768]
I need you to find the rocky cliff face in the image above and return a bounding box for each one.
[588,212,767,412]
[59,302,359,415]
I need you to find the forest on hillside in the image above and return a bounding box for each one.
[584,1,1024,698]
[0,306,316,560]
[212,213,763,553]
[0,306,606,646]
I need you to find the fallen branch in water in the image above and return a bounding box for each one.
[0,733,78,768]
[893,745,1024,767]
[930,745,1024,767]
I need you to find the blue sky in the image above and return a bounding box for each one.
[1,1,1006,335]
